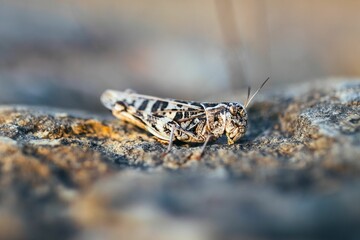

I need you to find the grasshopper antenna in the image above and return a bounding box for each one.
[244,77,270,108]
[244,86,251,108]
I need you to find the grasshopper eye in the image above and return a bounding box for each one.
[229,106,237,115]
[239,109,246,118]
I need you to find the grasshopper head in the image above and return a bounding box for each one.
[224,77,269,144]
[225,103,247,144]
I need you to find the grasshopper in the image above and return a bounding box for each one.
[101,78,269,155]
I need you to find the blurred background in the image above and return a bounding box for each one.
[1,0,359,112]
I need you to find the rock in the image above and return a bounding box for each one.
[0,79,359,240]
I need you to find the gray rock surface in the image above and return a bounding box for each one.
[0,79,359,240]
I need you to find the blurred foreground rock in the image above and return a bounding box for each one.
[0,79,359,240]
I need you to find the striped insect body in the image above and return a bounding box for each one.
[101,78,269,154]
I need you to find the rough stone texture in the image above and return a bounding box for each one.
[0,79,359,240]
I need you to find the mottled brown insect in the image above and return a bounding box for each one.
[101,78,269,154]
